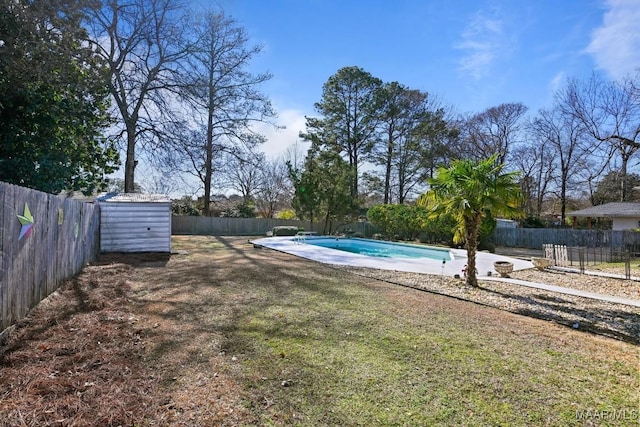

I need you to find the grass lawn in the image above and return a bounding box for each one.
[0,235,638,426]
[172,236,639,426]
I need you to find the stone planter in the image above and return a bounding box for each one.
[531,257,551,271]
[493,261,514,278]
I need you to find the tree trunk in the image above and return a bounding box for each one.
[203,116,214,216]
[384,130,393,204]
[396,159,405,204]
[560,171,568,226]
[203,146,212,216]
[323,210,331,235]
[398,167,405,204]
[124,123,136,193]
[620,152,630,201]
[202,43,217,216]
[465,215,481,287]
[351,152,359,200]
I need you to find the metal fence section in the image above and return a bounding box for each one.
[493,228,640,251]
[542,243,636,270]
[0,182,100,333]
[333,221,378,237]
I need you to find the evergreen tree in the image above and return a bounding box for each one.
[0,0,118,193]
[301,66,383,200]
[288,147,354,234]
[592,171,640,204]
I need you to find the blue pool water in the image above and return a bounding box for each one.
[303,237,454,261]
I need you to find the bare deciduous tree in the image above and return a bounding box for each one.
[530,105,606,224]
[560,73,640,200]
[175,10,276,215]
[222,149,264,204]
[254,157,291,218]
[510,136,554,217]
[454,102,528,165]
[86,0,194,192]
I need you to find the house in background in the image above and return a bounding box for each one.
[569,202,640,230]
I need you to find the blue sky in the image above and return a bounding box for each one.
[198,0,640,160]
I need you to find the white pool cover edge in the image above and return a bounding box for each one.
[251,236,534,277]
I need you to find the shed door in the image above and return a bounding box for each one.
[100,202,171,252]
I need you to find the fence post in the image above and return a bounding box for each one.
[543,244,554,265]
[578,247,585,274]
[625,249,631,280]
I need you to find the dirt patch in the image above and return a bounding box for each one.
[0,236,637,426]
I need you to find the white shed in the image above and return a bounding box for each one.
[496,218,518,228]
[97,193,172,253]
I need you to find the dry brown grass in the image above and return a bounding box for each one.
[0,243,256,426]
[0,236,637,426]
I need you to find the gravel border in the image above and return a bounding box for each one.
[510,268,640,301]
[332,265,640,345]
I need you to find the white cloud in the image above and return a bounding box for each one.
[456,10,506,80]
[549,71,566,94]
[255,108,309,160]
[587,0,640,80]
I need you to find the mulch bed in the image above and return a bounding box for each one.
[0,263,161,426]
[0,255,256,426]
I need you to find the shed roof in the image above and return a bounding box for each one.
[569,202,640,217]
[96,192,171,203]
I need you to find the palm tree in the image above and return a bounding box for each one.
[419,155,522,287]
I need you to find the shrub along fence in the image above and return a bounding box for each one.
[0,182,99,334]
[171,216,377,237]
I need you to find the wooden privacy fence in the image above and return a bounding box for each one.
[172,216,317,236]
[172,216,378,237]
[493,228,640,250]
[0,182,100,333]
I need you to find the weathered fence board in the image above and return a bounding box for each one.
[171,216,377,237]
[0,182,99,332]
[493,228,640,250]
[171,216,314,236]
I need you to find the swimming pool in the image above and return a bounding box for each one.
[302,237,454,261]
[251,236,532,276]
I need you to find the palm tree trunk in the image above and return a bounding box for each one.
[465,215,481,287]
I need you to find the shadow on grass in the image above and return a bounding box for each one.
[3,235,637,426]
[346,263,639,345]
[126,235,358,369]
[475,285,640,345]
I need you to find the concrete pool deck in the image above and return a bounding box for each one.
[250,236,534,277]
[251,236,640,307]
